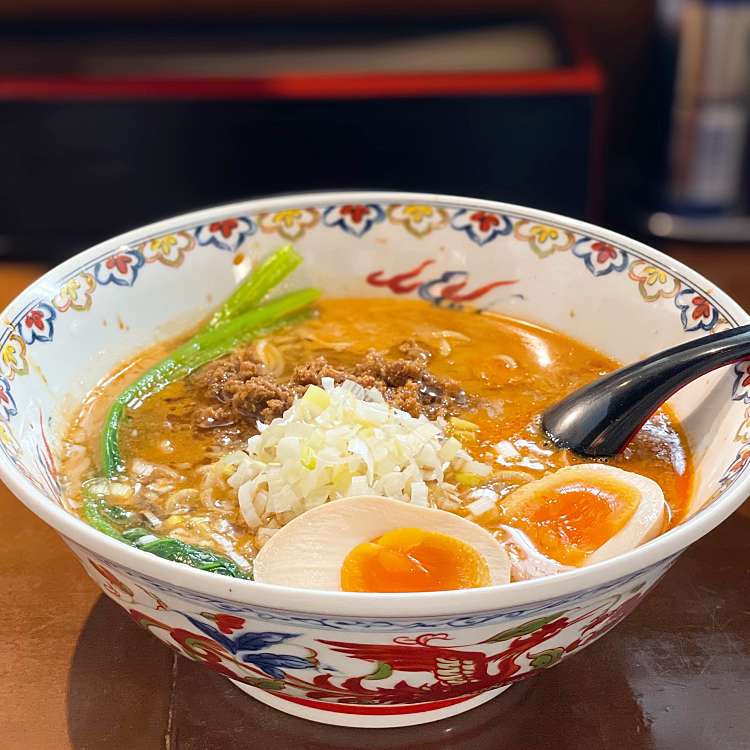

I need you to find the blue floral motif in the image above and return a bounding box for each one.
[194,217,256,251]
[0,376,17,421]
[186,616,313,679]
[94,249,145,287]
[323,204,385,237]
[675,287,719,332]
[450,208,512,246]
[16,303,57,345]
[572,238,629,277]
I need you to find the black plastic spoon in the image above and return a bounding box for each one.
[542,324,750,457]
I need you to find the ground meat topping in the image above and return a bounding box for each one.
[191,340,468,431]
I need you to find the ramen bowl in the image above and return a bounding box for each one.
[2,192,749,728]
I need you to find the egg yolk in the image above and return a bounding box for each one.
[507,479,640,566]
[340,527,491,593]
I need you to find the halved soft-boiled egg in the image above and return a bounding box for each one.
[253,495,511,592]
[501,464,666,568]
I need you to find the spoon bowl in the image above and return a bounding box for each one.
[543,324,750,457]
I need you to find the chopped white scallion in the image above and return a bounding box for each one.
[142,510,162,529]
[212,380,493,530]
[410,481,429,506]
[348,475,371,495]
[238,481,262,527]
[108,482,134,499]
[463,460,492,477]
[466,494,498,518]
[131,458,154,478]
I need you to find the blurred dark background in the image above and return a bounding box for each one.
[0,0,747,264]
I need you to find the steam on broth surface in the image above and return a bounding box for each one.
[63,296,691,590]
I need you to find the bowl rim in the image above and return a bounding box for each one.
[2,189,749,618]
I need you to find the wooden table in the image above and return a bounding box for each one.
[2,248,750,749]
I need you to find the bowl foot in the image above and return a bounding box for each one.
[230,680,510,728]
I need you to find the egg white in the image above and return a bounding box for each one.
[501,463,666,572]
[253,494,511,591]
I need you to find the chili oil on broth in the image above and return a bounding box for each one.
[61,297,693,573]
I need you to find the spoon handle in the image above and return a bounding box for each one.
[542,324,750,457]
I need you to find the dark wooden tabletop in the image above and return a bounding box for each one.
[2,245,750,750]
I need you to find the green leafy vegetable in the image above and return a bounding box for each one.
[135,538,247,577]
[83,494,250,579]
[82,493,126,541]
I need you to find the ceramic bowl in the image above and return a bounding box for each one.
[2,192,749,729]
